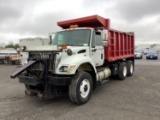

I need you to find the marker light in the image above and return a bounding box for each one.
[70,25,78,28]
[61,45,67,49]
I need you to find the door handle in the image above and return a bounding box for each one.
[92,49,97,52]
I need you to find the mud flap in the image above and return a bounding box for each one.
[10,60,37,79]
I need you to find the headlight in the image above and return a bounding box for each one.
[69,65,76,71]
[59,66,68,72]
[59,65,76,72]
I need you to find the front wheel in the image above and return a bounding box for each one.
[69,72,93,105]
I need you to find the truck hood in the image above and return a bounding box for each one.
[26,45,59,52]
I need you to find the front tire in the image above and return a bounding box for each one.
[118,62,127,80]
[69,72,93,105]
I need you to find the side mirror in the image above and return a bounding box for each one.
[102,30,108,41]
[102,41,108,47]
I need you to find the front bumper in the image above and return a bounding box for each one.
[19,76,42,85]
[18,75,72,86]
[48,76,71,85]
[146,56,157,59]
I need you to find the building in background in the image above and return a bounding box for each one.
[136,44,160,50]
[135,44,160,54]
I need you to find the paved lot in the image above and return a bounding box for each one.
[0,58,160,120]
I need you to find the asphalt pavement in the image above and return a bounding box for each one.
[0,57,160,120]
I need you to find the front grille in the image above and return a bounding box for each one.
[29,52,52,60]
[28,51,56,72]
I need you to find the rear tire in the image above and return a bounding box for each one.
[69,72,93,105]
[118,62,127,80]
[126,61,134,76]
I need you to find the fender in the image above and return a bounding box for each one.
[55,54,97,75]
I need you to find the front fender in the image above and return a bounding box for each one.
[55,54,97,75]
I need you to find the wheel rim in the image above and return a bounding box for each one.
[80,79,90,98]
[130,64,133,74]
[123,66,127,77]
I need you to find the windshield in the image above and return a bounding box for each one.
[148,50,156,54]
[51,29,91,46]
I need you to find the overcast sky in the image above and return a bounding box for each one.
[0,0,160,46]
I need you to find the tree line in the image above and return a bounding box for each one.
[5,43,20,49]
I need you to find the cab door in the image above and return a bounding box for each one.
[90,30,104,66]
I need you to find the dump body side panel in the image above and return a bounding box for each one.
[105,29,134,62]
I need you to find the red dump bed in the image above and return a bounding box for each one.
[58,15,134,62]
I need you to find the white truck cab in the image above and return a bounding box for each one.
[49,28,108,75]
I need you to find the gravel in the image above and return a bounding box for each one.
[0,58,160,120]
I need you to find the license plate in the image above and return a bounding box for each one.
[150,56,152,58]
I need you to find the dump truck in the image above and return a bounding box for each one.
[11,15,134,105]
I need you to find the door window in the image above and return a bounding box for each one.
[95,31,102,46]
[91,31,102,47]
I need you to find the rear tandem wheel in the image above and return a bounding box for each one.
[118,62,127,80]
